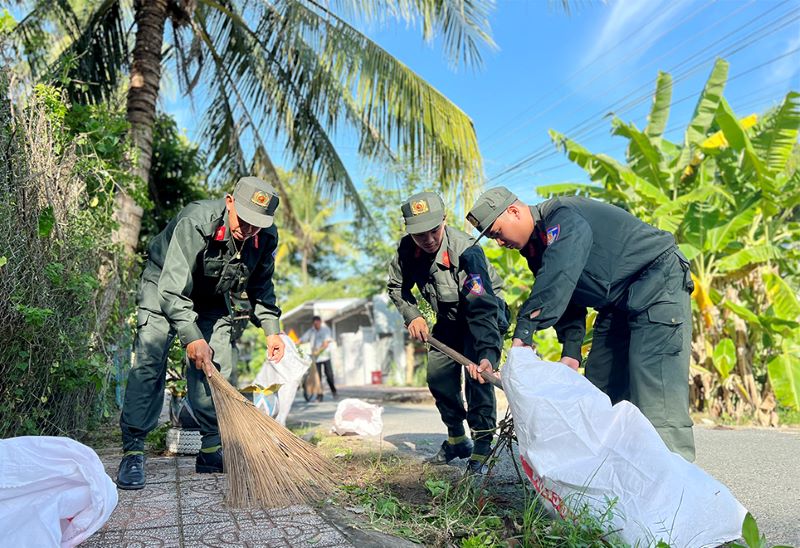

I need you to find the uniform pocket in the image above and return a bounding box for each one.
[645,302,684,355]
[436,283,459,304]
[626,264,669,312]
[434,270,459,304]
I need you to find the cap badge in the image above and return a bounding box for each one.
[411,199,429,215]
[251,191,269,207]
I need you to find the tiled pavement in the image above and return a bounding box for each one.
[83,454,354,548]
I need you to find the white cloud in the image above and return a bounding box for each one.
[769,27,800,84]
[586,0,688,66]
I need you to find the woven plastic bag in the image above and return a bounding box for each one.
[332,398,383,436]
[254,334,310,425]
[503,347,747,547]
[0,436,118,547]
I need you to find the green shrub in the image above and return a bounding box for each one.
[0,78,140,438]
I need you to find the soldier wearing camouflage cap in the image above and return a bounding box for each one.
[466,187,696,461]
[117,176,286,490]
[388,191,509,474]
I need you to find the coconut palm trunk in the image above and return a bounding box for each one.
[118,0,170,254]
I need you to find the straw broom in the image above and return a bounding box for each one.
[205,366,336,508]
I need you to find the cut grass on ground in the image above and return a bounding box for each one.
[315,434,626,547]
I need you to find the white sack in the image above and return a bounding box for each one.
[0,436,118,547]
[503,347,747,547]
[332,398,383,436]
[254,334,310,425]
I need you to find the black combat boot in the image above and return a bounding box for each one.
[116,453,146,490]
[427,438,474,464]
[196,447,224,473]
[465,458,489,476]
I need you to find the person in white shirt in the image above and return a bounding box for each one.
[300,316,337,401]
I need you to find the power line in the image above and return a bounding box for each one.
[486,4,800,184]
[501,77,799,195]
[479,0,701,148]
[487,1,797,175]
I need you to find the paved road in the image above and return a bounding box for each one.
[290,395,800,546]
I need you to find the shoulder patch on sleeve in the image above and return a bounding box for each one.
[464,273,485,297]
[546,224,560,245]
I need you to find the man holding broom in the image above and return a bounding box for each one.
[464,187,696,461]
[117,176,286,490]
[387,191,508,475]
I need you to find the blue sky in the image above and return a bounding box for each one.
[164,0,800,209]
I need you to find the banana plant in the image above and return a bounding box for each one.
[542,58,800,417]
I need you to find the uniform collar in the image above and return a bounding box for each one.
[435,226,460,269]
[213,207,246,257]
[222,209,232,243]
[210,208,231,243]
[412,227,455,268]
[522,208,547,259]
[530,205,542,224]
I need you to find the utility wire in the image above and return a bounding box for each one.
[488,1,798,177]
[484,0,724,152]
[502,77,799,194]
[487,5,800,184]
[480,0,720,152]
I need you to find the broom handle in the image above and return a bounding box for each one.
[427,336,503,390]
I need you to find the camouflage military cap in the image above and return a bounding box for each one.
[401,191,445,234]
[466,186,517,243]
[232,176,280,228]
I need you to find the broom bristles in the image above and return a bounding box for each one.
[206,366,336,508]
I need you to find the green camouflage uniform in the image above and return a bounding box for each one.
[468,190,695,461]
[388,193,507,459]
[120,197,281,451]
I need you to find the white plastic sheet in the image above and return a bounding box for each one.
[0,436,118,547]
[503,347,747,547]
[332,398,383,436]
[254,334,310,426]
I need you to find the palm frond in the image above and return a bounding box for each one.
[14,0,81,75]
[322,0,496,68]
[13,0,128,104]
[191,0,485,216]
[253,144,300,233]
[195,0,372,218]
[61,0,129,104]
[282,1,484,202]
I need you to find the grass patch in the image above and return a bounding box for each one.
[145,422,170,454]
[318,431,625,547]
[777,406,800,426]
[288,422,324,445]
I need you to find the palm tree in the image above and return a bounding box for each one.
[274,169,352,285]
[13,0,499,251]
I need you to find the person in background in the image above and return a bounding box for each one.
[300,316,337,402]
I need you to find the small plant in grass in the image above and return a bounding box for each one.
[425,478,449,497]
[730,512,793,548]
[513,490,624,548]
